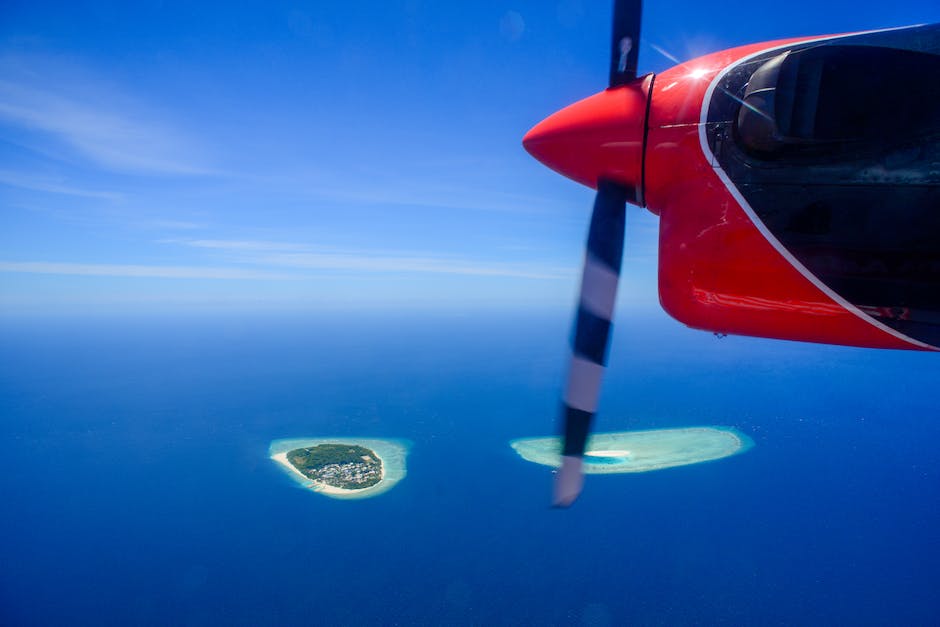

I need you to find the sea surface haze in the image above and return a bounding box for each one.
[1,312,938,625]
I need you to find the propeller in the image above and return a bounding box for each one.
[523,0,649,507]
[610,0,643,86]
[554,180,628,506]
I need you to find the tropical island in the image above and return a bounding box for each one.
[286,444,383,489]
[269,437,410,500]
[510,427,753,474]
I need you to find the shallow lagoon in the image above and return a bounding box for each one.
[511,427,753,473]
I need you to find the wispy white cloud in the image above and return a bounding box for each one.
[0,53,214,175]
[162,238,570,279]
[302,182,557,214]
[162,238,310,252]
[0,168,123,200]
[236,160,571,215]
[255,251,568,279]
[0,261,293,280]
[145,220,207,231]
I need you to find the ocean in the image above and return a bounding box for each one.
[1,311,938,625]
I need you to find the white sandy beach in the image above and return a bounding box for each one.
[270,450,386,496]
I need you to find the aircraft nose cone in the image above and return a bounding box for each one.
[523,76,651,197]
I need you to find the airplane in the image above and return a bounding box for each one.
[522,0,940,506]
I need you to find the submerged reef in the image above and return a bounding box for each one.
[510,427,752,473]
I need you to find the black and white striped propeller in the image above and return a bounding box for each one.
[553,0,643,507]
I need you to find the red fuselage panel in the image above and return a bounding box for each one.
[644,36,931,350]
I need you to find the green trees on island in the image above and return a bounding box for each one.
[286,444,383,489]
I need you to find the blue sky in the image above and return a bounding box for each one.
[2,1,938,315]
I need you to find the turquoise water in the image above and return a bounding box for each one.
[587,454,630,465]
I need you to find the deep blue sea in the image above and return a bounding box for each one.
[2,311,938,626]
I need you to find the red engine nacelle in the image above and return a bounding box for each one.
[525,28,940,352]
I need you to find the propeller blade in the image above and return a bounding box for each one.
[609,0,643,87]
[554,180,628,507]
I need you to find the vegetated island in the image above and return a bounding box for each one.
[510,427,753,474]
[287,444,382,489]
[269,437,410,500]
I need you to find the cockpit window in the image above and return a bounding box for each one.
[736,45,940,156]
